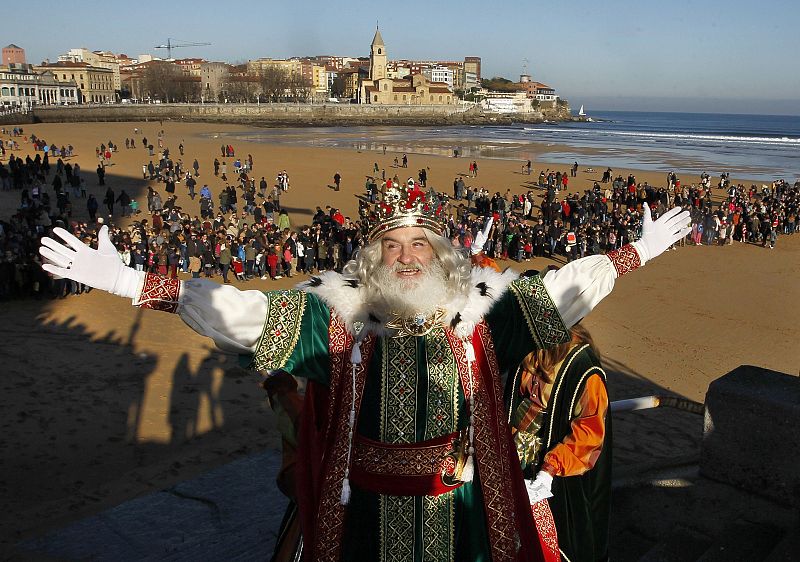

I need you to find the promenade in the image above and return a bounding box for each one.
[17,364,797,561]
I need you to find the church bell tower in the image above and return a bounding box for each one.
[370,27,387,81]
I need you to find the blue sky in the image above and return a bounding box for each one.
[6,0,800,114]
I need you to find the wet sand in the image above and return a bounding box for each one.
[1,121,798,551]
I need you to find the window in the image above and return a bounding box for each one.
[377,48,382,54]
[439,96,443,102]
[383,83,387,91]
[374,95,378,102]
[1,87,8,96]
[394,95,397,101]
[403,95,406,101]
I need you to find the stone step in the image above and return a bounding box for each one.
[696,520,785,562]
[762,526,800,562]
[18,450,288,561]
[610,527,655,561]
[637,526,713,562]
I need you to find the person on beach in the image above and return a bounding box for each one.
[333,172,341,191]
[86,194,98,222]
[39,178,689,562]
[103,187,115,216]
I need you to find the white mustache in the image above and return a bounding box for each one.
[393,264,422,273]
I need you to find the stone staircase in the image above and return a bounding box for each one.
[610,466,798,561]
[608,365,799,562]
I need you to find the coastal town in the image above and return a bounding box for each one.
[1,30,562,115]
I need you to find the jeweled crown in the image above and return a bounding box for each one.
[367,181,448,243]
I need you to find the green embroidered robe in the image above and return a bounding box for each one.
[249,273,569,562]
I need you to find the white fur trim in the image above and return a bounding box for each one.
[297,271,384,336]
[445,267,519,338]
[298,267,519,338]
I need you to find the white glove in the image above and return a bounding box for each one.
[39,225,143,299]
[471,217,494,255]
[525,470,554,504]
[633,203,691,265]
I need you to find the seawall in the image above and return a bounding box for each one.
[20,103,571,127]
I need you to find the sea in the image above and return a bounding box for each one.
[221,110,800,183]
[517,110,800,183]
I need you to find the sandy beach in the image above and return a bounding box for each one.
[1,121,798,552]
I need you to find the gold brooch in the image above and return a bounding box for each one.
[385,308,446,338]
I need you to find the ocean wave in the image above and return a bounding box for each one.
[521,128,800,146]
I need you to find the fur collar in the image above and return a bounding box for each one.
[296,267,518,339]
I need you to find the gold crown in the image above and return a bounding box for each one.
[367,182,448,243]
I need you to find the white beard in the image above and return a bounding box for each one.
[369,260,451,319]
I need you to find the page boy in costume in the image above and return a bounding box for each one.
[509,323,610,562]
[40,182,689,562]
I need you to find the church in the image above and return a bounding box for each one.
[360,29,455,105]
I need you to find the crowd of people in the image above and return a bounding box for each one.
[1,128,798,302]
[452,170,799,263]
[0,130,367,299]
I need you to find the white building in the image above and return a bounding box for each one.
[422,66,454,90]
[483,91,535,113]
[464,71,479,90]
[0,65,78,108]
[532,82,557,102]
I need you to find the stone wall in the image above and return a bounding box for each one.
[701,365,800,507]
[25,102,570,127]
[0,111,35,126]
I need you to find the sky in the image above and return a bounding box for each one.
[5,0,800,115]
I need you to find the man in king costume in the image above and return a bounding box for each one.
[40,183,690,562]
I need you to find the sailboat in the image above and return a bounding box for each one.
[577,104,594,122]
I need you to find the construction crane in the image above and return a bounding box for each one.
[154,38,211,60]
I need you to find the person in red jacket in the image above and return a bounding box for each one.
[266,246,281,279]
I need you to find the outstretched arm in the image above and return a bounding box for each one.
[40,226,269,353]
[543,203,690,327]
